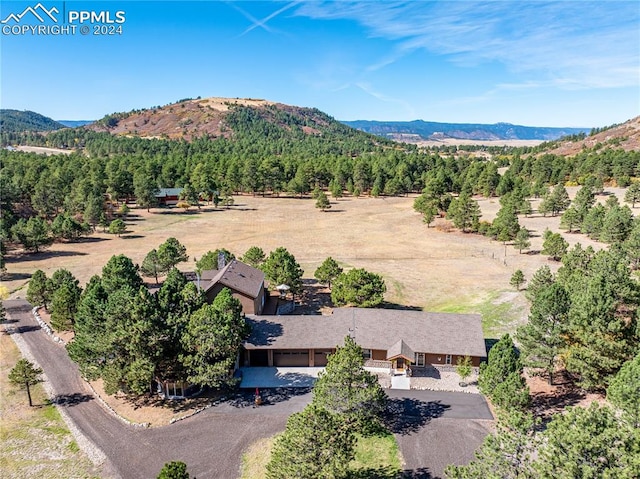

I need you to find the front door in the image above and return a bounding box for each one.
[396,358,405,371]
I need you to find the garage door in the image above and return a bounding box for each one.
[274,350,309,367]
[314,350,332,366]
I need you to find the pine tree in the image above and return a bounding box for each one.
[312,335,387,430]
[314,257,343,289]
[509,270,525,291]
[8,359,43,407]
[262,247,304,295]
[447,192,481,232]
[157,237,189,272]
[607,353,640,427]
[513,228,531,254]
[240,246,265,268]
[541,231,568,261]
[157,461,190,479]
[266,405,355,479]
[331,268,386,307]
[141,249,163,284]
[108,218,126,237]
[315,191,331,211]
[26,269,50,309]
[624,182,640,208]
[517,283,569,384]
[180,289,249,388]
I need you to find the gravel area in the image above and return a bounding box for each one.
[410,371,480,394]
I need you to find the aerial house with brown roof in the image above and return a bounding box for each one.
[242,308,486,372]
[192,259,267,315]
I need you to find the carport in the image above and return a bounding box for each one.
[238,367,323,388]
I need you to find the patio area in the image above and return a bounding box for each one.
[238,367,323,388]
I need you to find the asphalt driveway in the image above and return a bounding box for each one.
[4,300,492,479]
[385,389,493,479]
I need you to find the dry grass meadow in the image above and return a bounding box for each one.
[4,188,629,337]
[0,331,100,478]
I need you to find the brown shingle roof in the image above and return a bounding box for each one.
[386,339,415,361]
[244,308,486,358]
[202,260,265,299]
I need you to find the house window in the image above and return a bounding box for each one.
[362,349,372,360]
[415,353,425,367]
[445,354,452,365]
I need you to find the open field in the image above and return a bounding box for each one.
[0,328,99,478]
[3,187,629,336]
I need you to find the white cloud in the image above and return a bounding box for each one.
[294,1,640,89]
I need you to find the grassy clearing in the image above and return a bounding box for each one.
[240,436,274,479]
[432,290,526,338]
[350,432,403,479]
[239,431,403,479]
[0,331,100,478]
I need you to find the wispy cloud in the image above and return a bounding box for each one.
[294,1,640,90]
[230,1,300,37]
[354,82,416,117]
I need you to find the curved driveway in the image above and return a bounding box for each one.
[5,299,491,479]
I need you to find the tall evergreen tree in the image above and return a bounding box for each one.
[262,247,304,295]
[26,269,50,309]
[447,192,481,232]
[157,237,189,272]
[314,257,343,289]
[607,353,640,427]
[8,359,43,407]
[517,283,569,384]
[266,405,355,479]
[312,335,387,430]
[180,288,249,388]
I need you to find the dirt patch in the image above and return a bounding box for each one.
[15,145,74,155]
[527,371,605,422]
[88,379,224,427]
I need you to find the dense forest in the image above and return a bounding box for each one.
[0,109,65,133]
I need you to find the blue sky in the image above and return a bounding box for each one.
[1,1,638,127]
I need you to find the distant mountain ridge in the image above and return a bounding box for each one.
[58,120,94,128]
[342,119,590,142]
[0,109,65,132]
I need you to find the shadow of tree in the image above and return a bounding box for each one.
[401,467,434,478]
[381,302,423,311]
[384,398,449,435]
[349,464,402,479]
[1,272,32,281]
[7,250,87,263]
[244,319,284,346]
[51,393,94,406]
[11,325,41,334]
[229,387,312,408]
[296,279,333,314]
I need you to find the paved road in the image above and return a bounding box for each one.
[4,299,493,479]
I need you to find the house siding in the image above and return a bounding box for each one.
[419,353,482,367]
[372,349,387,361]
[206,283,259,314]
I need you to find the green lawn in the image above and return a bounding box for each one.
[432,289,525,338]
[240,431,403,479]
